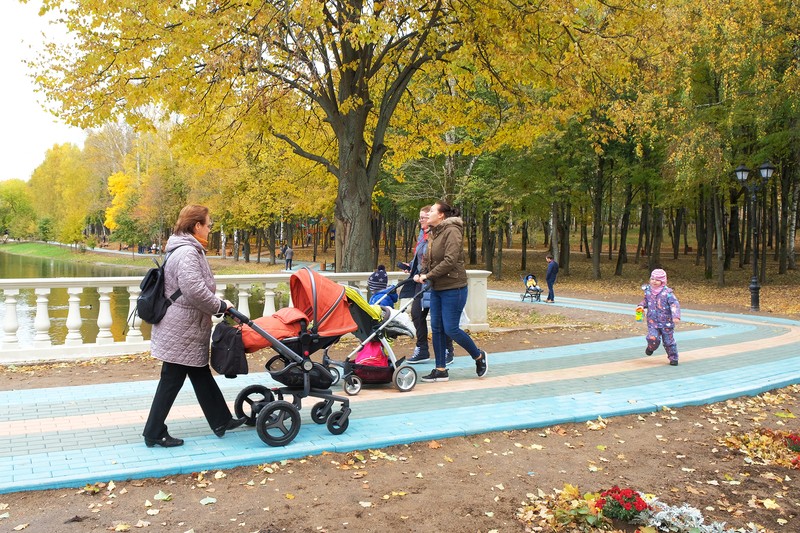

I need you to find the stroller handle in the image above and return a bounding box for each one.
[225,306,250,324]
[397,276,415,287]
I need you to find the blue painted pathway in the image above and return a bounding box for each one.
[1,291,798,494]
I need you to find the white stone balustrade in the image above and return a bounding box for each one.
[0,270,490,365]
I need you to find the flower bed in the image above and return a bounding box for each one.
[516,484,767,532]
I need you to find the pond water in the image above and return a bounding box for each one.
[0,249,149,346]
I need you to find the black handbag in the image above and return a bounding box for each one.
[210,322,248,378]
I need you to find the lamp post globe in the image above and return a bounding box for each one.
[759,161,775,181]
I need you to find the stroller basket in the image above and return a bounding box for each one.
[266,354,334,389]
[350,363,394,384]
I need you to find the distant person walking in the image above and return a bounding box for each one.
[639,268,682,366]
[414,201,487,383]
[545,254,559,303]
[284,244,294,270]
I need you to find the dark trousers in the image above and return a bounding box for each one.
[546,280,555,301]
[143,361,232,439]
[411,295,453,354]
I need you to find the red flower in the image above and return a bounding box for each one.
[596,486,649,522]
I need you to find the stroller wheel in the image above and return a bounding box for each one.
[311,401,334,424]
[326,410,349,435]
[277,391,303,410]
[393,365,417,392]
[255,400,301,447]
[326,366,341,387]
[234,385,274,426]
[343,375,362,396]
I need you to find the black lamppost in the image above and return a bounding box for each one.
[736,162,774,311]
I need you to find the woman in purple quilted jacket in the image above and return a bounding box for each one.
[639,268,682,366]
[142,205,245,448]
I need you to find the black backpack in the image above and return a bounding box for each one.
[136,248,184,324]
[210,322,248,378]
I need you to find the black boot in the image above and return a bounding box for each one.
[144,434,184,448]
[214,416,247,438]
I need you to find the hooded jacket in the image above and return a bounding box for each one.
[150,233,225,367]
[423,216,468,291]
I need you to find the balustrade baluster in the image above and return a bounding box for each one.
[33,288,52,347]
[237,284,251,318]
[263,284,277,315]
[126,286,144,343]
[65,287,84,345]
[1,289,20,348]
[96,287,114,344]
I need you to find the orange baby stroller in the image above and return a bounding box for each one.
[222,267,358,447]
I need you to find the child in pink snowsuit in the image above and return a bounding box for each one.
[639,268,681,366]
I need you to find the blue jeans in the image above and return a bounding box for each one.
[429,286,480,368]
[546,279,555,301]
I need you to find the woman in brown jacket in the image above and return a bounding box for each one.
[142,205,245,447]
[414,201,488,382]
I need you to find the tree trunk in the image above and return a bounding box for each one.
[268,224,277,265]
[788,179,799,270]
[242,229,251,263]
[521,219,528,272]
[220,226,227,259]
[483,211,494,271]
[542,219,550,250]
[778,158,791,274]
[550,202,560,263]
[672,207,684,260]
[713,186,725,286]
[334,141,377,270]
[312,221,319,262]
[387,211,398,269]
[370,211,382,269]
[695,196,704,267]
[591,157,605,279]
[636,189,650,264]
[607,171,614,261]
[581,220,590,258]
[615,183,633,276]
[559,201,571,276]
[495,224,503,280]
[704,188,714,279]
[468,206,478,265]
[649,207,663,271]
[726,188,741,270]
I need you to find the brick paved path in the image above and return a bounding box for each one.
[1,291,798,494]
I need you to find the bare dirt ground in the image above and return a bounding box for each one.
[1,299,799,532]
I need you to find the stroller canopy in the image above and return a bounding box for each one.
[290,268,358,337]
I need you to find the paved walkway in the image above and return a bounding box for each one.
[1,291,799,494]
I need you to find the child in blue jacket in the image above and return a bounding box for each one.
[639,268,681,366]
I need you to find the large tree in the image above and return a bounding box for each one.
[35,0,470,271]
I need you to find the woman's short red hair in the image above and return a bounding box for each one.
[174,205,209,235]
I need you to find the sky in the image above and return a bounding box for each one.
[0,2,86,182]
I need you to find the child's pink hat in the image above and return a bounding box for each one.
[650,268,667,283]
